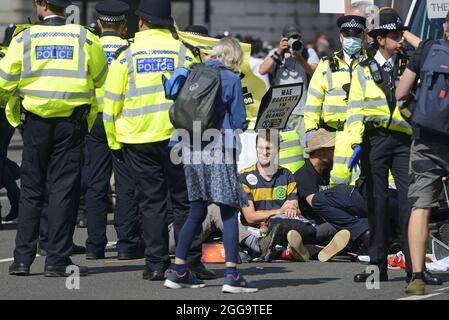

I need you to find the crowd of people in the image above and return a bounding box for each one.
[0,0,448,297]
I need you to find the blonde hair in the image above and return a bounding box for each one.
[208,37,243,73]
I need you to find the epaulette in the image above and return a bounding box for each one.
[113,45,129,60]
[182,41,201,58]
[12,24,32,38]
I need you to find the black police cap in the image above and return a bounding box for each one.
[95,0,130,23]
[46,0,72,8]
[337,15,366,34]
[136,0,174,25]
[184,25,209,37]
[368,12,409,37]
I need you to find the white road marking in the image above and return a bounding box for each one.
[398,286,449,300]
[398,293,444,300]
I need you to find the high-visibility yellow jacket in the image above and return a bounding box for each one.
[0,45,8,109]
[95,34,128,113]
[279,129,304,174]
[304,50,369,132]
[0,24,108,127]
[103,29,198,150]
[346,54,412,148]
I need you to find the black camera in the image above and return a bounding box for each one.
[288,36,303,52]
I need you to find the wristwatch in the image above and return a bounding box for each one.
[271,52,282,64]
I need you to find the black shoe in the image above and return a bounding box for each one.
[71,244,86,255]
[142,267,166,281]
[406,270,443,286]
[9,262,30,276]
[76,218,87,228]
[44,264,89,277]
[189,264,217,280]
[117,251,144,260]
[86,252,105,260]
[354,270,388,283]
[38,248,47,256]
[4,207,18,222]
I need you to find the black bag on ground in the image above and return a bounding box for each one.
[169,63,222,134]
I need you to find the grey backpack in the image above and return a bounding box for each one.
[169,63,222,135]
[413,40,449,136]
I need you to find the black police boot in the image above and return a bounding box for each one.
[71,244,86,255]
[44,263,89,277]
[189,263,217,280]
[117,250,144,260]
[354,269,388,283]
[9,262,30,276]
[86,252,105,260]
[406,270,442,286]
[142,266,166,281]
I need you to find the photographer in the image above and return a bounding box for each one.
[259,24,319,148]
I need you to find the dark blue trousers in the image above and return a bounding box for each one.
[14,112,85,266]
[312,185,369,241]
[85,115,141,255]
[0,109,19,217]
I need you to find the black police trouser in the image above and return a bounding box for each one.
[124,141,202,271]
[113,157,142,254]
[0,109,19,214]
[85,115,141,255]
[14,112,84,266]
[361,128,412,275]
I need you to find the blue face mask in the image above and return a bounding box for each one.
[342,37,362,56]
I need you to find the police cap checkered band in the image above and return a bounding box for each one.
[374,23,396,31]
[99,14,126,22]
[341,20,365,30]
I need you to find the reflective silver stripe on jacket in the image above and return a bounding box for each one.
[104,90,124,102]
[280,140,301,149]
[120,103,172,117]
[304,105,321,112]
[322,105,347,113]
[17,88,94,100]
[308,87,324,100]
[102,112,115,122]
[348,100,364,109]
[357,65,366,95]
[279,155,305,165]
[346,114,364,126]
[326,66,333,90]
[364,116,411,130]
[21,27,87,79]
[0,69,20,82]
[333,156,351,165]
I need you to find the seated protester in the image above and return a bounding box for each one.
[295,129,370,255]
[238,130,350,262]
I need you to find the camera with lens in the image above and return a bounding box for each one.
[287,36,303,52]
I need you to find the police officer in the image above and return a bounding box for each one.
[84,0,143,261]
[347,11,441,285]
[103,0,212,281]
[304,15,368,186]
[0,0,108,276]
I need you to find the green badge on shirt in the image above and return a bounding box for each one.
[274,186,287,200]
